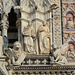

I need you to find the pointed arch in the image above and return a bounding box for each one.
[8,7,18,48]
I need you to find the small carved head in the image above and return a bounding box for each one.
[13,41,22,50]
[52,44,57,50]
[43,21,47,26]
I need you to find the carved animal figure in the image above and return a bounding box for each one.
[53,45,68,65]
[54,49,68,65]
[6,41,26,65]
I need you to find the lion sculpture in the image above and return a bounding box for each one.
[6,41,26,65]
[52,44,68,65]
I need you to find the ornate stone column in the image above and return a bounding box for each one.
[16,19,21,42]
[52,0,63,47]
[0,15,9,37]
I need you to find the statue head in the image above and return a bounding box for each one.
[43,21,47,26]
[52,44,57,50]
[13,41,22,50]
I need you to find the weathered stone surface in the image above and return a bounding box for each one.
[0,0,75,75]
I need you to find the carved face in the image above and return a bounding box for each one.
[13,41,21,50]
[43,21,47,26]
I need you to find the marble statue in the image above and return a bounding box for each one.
[0,31,3,56]
[6,41,26,65]
[65,17,74,29]
[23,21,35,53]
[38,21,50,54]
[52,44,68,65]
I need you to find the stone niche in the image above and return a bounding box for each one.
[20,0,62,55]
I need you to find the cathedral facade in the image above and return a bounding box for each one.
[0,0,75,75]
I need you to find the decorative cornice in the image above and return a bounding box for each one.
[7,65,75,70]
[21,9,52,15]
[25,54,50,59]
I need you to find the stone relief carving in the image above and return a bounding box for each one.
[65,17,74,29]
[60,38,75,59]
[23,21,36,54]
[0,31,3,56]
[6,41,26,65]
[67,39,75,59]
[38,21,51,54]
[52,44,68,65]
[68,46,75,59]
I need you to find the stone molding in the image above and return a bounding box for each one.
[7,65,75,70]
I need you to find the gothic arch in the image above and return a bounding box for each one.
[66,12,74,22]
[63,8,74,16]
[8,7,18,48]
[63,8,74,25]
[5,0,18,13]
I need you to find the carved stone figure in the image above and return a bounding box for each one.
[52,44,68,65]
[0,31,3,56]
[68,46,75,59]
[23,21,35,53]
[65,17,74,29]
[6,41,26,65]
[67,39,75,59]
[38,21,50,54]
